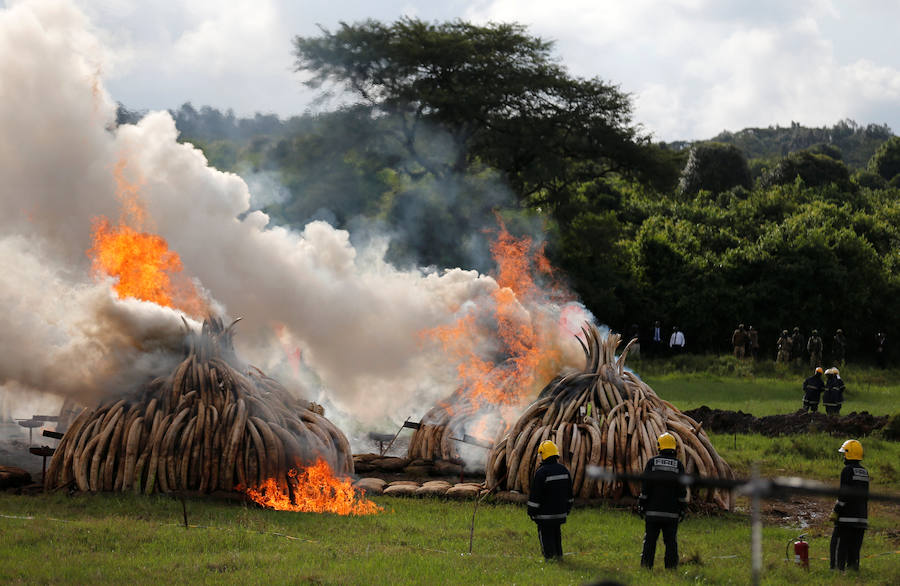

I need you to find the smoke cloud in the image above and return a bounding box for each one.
[0,0,588,441]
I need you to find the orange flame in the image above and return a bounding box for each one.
[243,459,381,515]
[427,220,569,415]
[272,322,303,378]
[87,158,204,315]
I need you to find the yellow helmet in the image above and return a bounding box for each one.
[657,432,677,451]
[838,439,863,460]
[538,440,559,461]
[815,367,823,374]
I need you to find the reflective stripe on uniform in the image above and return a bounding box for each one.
[527,501,539,508]
[838,517,868,525]
[533,513,567,520]
[645,511,679,519]
[545,474,569,482]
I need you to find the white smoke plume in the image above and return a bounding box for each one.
[0,0,589,440]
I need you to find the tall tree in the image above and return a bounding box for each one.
[293,18,660,224]
[678,142,752,196]
[764,150,852,191]
[868,136,900,182]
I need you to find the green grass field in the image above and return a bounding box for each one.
[1,491,898,585]
[639,357,900,416]
[2,368,898,585]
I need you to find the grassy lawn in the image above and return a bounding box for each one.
[1,491,898,585]
[636,356,900,417]
[2,365,897,584]
[709,432,900,489]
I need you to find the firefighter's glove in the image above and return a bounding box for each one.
[636,505,645,519]
[678,508,686,522]
[829,511,838,523]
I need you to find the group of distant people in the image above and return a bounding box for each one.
[802,366,847,415]
[628,321,888,368]
[729,324,760,359]
[630,321,685,358]
[772,326,845,368]
[731,324,836,366]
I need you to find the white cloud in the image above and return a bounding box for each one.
[467,0,900,139]
[23,0,897,138]
[171,0,286,76]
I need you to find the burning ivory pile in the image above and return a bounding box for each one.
[407,389,491,462]
[407,367,517,464]
[44,317,353,495]
[486,325,735,510]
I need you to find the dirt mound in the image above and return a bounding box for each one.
[683,406,888,437]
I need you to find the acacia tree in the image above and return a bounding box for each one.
[293,18,659,224]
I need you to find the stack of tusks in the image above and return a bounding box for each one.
[407,375,513,463]
[485,324,734,510]
[44,316,354,495]
[408,388,481,462]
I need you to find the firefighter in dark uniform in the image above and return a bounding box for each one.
[638,432,687,569]
[823,367,845,415]
[829,439,869,571]
[801,367,825,413]
[527,440,573,560]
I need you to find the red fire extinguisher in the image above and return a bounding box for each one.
[793,534,809,569]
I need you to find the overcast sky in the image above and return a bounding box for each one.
[8,0,900,141]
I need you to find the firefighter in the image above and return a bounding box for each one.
[801,367,825,413]
[823,367,846,415]
[638,432,687,570]
[527,440,573,560]
[829,439,869,571]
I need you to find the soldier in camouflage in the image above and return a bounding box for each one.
[807,330,824,368]
[776,330,792,363]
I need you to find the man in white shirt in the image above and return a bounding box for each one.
[669,326,685,354]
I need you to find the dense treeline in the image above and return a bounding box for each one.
[118,18,900,365]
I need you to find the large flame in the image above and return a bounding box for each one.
[428,221,568,413]
[242,459,381,515]
[87,159,204,315]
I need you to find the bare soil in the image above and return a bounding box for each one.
[683,406,888,437]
